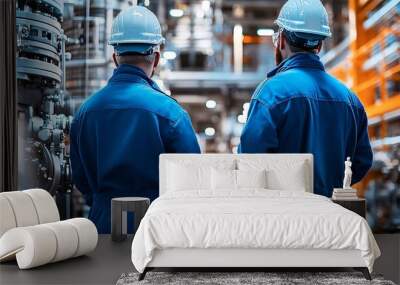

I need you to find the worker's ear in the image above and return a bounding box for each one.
[112,53,119,67]
[150,52,160,78]
[315,42,322,53]
[153,51,160,69]
[279,32,286,51]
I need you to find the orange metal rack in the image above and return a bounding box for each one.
[326,0,400,193]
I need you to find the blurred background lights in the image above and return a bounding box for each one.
[206,99,217,109]
[202,0,211,10]
[257,28,274,36]
[169,8,184,18]
[205,127,215,137]
[163,51,177,60]
[237,114,246,124]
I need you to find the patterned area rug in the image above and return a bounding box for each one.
[117,271,395,285]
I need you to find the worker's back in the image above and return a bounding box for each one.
[239,53,372,196]
[70,64,200,233]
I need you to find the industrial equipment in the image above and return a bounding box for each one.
[16,0,74,218]
[16,0,131,218]
[64,0,128,102]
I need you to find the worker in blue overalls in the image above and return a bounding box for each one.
[239,0,373,197]
[70,6,201,233]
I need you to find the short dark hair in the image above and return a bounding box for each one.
[282,30,322,53]
[116,53,156,66]
[287,43,320,53]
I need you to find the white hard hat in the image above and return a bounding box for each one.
[275,0,331,38]
[109,6,165,54]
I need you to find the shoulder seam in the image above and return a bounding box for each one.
[254,96,365,111]
[79,106,181,123]
[109,81,178,103]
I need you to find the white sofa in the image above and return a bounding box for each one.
[0,189,98,269]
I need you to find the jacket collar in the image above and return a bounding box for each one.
[267,52,325,79]
[109,64,164,93]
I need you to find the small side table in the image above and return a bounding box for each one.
[111,197,150,242]
[331,198,366,218]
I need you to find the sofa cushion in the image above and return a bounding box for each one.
[0,218,98,269]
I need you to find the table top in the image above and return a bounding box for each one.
[331,198,366,202]
[0,235,134,285]
[112,197,149,202]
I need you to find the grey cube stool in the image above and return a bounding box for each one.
[111,197,150,242]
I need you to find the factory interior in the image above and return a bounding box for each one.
[0,0,399,284]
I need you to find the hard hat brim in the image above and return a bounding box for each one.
[275,19,332,38]
[113,43,159,55]
[292,31,328,41]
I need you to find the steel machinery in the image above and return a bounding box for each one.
[64,0,129,104]
[16,0,74,218]
[16,0,131,218]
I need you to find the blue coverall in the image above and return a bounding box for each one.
[70,64,201,233]
[239,53,373,197]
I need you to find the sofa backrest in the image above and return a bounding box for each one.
[0,189,60,238]
[159,154,313,195]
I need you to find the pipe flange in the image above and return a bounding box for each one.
[17,58,62,83]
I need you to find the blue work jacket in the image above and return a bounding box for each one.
[239,53,373,197]
[70,64,200,233]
